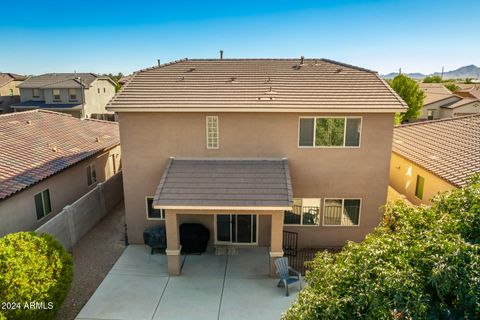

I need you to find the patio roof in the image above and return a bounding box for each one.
[153,158,293,210]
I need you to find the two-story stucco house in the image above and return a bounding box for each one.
[13,73,116,120]
[0,110,121,237]
[107,58,407,276]
[0,73,27,114]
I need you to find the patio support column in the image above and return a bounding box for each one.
[269,210,284,277]
[165,210,182,276]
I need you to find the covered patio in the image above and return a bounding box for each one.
[153,157,293,277]
[76,245,299,320]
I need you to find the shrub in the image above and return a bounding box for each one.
[283,176,480,320]
[0,232,73,320]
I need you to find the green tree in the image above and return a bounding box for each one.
[103,73,124,92]
[423,75,443,83]
[444,82,459,92]
[389,74,425,123]
[283,175,480,320]
[0,232,73,320]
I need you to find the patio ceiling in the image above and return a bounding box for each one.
[153,158,293,210]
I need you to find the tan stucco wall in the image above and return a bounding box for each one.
[0,80,23,112]
[0,145,121,237]
[389,152,456,206]
[84,79,116,117]
[119,112,394,248]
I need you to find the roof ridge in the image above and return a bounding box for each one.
[320,58,377,74]
[83,117,119,125]
[0,109,76,119]
[396,114,480,128]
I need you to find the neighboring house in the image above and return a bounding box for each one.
[390,115,479,205]
[0,110,121,237]
[13,73,117,120]
[454,83,480,100]
[107,58,407,276]
[0,73,27,113]
[417,83,480,120]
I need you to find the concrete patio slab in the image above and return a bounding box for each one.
[153,276,224,320]
[76,273,168,320]
[181,252,227,278]
[110,245,170,277]
[77,245,298,320]
[226,247,270,279]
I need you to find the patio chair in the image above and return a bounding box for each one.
[275,257,302,296]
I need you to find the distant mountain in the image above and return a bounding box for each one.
[382,65,480,80]
[382,72,426,80]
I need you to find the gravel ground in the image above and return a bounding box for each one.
[56,203,126,320]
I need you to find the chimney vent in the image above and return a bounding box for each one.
[220,50,224,60]
[300,56,305,65]
[157,59,161,67]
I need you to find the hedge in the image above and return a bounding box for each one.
[283,176,480,319]
[0,232,73,320]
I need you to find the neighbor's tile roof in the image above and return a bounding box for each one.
[18,73,104,89]
[153,158,293,209]
[454,85,480,100]
[108,58,407,112]
[0,73,27,87]
[418,83,456,105]
[392,115,480,187]
[441,98,480,109]
[0,110,120,200]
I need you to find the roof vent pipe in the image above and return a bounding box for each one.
[157,59,161,67]
[220,50,224,60]
[300,56,304,64]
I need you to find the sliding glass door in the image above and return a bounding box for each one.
[216,214,257,244]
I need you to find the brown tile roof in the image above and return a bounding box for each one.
[153,158,293,209]
[392,115,480,187]
[418,83,456,105]
[454,85,480,100]
[0,110,120,200]
[442,98,480,109]
[18,73,114,89]
[0,73,27,87]
[108,58,407,112]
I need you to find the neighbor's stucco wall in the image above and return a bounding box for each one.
[0,145,121,237]
[0,80,23,112]
[451,101,480,116]
[118,112,394,248]
[419,96,461,120]
[389,152,456,206]
[84,79,116,117]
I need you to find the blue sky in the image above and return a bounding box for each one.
[1,0,478,75]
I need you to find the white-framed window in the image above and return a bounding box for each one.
[284,198,321,226]
[206,116,219,149]
[323,198,361,226]
[53,89,61,100]
[34,189,52,220]
[33,88,40,98]
[146,197,165,220]
[69,88,77,101]
[86,163,97,186]
[299,117,362,147]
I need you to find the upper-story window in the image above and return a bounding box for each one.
[33,88,40,98]
[299,117,362,147]
[69,88,77,101]
[53,89,61,101]
[206,116,219,149]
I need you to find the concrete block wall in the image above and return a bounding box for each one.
[36,171,124,250]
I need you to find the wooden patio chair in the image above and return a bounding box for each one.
[275,257,302,296]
